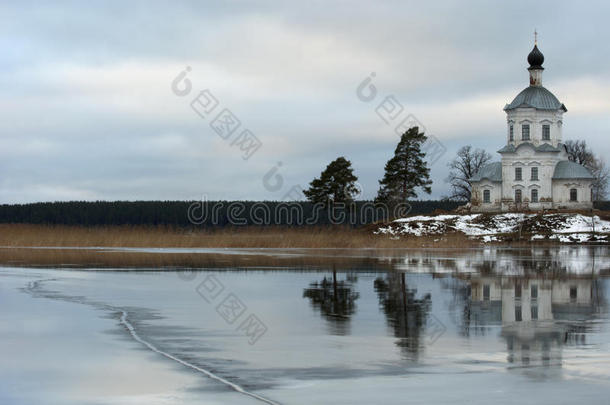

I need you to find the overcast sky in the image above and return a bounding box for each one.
[1,0,609,203]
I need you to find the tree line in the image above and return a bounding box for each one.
[0,200,462,227]
[4,129,606,228]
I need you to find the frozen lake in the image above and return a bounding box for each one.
[1,246,610,404]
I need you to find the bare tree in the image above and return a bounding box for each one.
[564,140,595,167]
[565,140,609,201]
[445,146,492,201]
[590,158,609,201]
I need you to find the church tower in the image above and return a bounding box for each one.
[469,35,594,212]
[502,38,567,149]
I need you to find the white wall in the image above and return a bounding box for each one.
[506,108,564,147]
[551,180,593,209]
[500,144,560,207]
[472,180,502,211]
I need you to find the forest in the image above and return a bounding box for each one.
[0,200,464,227]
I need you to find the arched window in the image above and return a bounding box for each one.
[570,188,577,202]
[509,125,514,141]
[483,189,491,203]
[531,188,538,203]
[515,189,522,203]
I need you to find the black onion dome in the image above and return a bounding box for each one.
[527,44,544,69]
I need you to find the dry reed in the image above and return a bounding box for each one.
[0,223,485,268]
[0,223,593,269]
[0,223,478,249]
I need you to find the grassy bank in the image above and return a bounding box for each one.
[0,223,477,249]
[0,223,478,269]
[0,222,603,269]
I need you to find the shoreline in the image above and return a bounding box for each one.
[0,223,483,249]
[1,243,609,272]
[0,220,608,269]
[1,221,607,248]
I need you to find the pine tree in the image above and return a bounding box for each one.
[304,157,359,205]
[376,127,432,204]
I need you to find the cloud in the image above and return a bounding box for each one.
[1,1,609,203]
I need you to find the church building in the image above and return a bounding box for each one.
[470,40,594,212]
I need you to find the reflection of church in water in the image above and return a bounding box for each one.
[467,274,602,366]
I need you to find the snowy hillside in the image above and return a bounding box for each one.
[375,213,610,243]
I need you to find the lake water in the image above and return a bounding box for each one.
[1,246,609,404]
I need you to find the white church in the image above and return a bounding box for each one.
[470,40,594,212]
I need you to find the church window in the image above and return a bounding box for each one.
[531,188,538,203]
[542,124,550,140]
[515,189,522,203]
[509,125,514,141]
[570,188,577,202]
[531,167,538,181]
[515,167,522,181]
[522,124,530,140]
[483,189,491,203]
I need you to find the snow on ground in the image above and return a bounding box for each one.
[376,213,610,243]
[553,214,610,233]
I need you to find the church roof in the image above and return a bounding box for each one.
[497,142,562,154]
[536,143,562,152]
[552,160,595,180]
[504,86,567,112]
[497,144,514,153]
[470,162,502,182]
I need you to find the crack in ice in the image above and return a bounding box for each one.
[26,277,280,405]
[120,310,280,405]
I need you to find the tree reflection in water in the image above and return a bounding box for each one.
[303,267,359,335]
[374,272,431,360]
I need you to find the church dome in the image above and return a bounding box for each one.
[504,85,566,111]
[527,44,544,68]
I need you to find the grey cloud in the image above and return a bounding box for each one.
[1,0,609,203]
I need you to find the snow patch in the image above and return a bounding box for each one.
[376,213,610,244]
